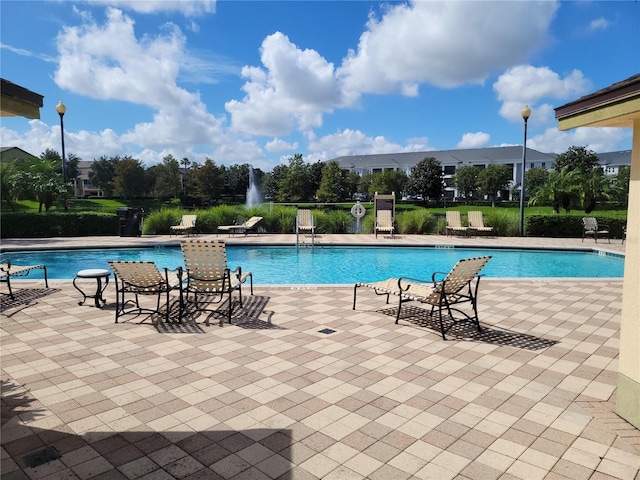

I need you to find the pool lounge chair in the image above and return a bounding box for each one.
[375,210,395,238]
[108,261,183,324]
[170,214,197,237]
[180,240,253,325]
[218,216,263,236]
[353,256,491,340]
[296,209,315,245]
[467,211,493,236]
[445,211,469,236]
[582,217,610,243]
[0,261,49,299]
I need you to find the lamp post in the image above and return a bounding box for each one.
[56,101,68,211]
[519,105,531,237]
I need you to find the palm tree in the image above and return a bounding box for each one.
[528,167,581,213]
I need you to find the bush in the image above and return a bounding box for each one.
[484,210,519,236]
[396,209,437,234]
[526,215,626,238]
[0,212,118,237]
[317,210,353,234]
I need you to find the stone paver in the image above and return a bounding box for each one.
[1,234,637,479]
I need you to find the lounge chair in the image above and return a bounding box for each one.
[108,261,183,323]
[445,211,469,236]
[0,260,49,299]
[218,216,263,236]
[582,217,610,243]
[180,240,253,325]
[296,209,315,245]
[467,211,493,236]
[375,210,395,238]
[170,214,197,237]
[353,256,491,340]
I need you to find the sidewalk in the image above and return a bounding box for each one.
[1,235,637,479]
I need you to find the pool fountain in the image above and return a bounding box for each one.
[246,166,262,208]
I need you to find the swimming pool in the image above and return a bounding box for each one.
[2,246,624,283]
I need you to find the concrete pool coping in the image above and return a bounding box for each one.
[2,234,638,480]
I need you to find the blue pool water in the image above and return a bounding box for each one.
[2,246,624,283]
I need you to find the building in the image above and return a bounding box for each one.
[0,146,39,163]
[331,146,631,200]
[75,160,103,198]
[555,73,640,429]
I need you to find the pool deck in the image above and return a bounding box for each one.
[1,234,638,480]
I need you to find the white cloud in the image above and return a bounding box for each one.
[306,128,435,161]
[493,65,591,123]
[265,138,298,153]
[528,127,630,154]
[588,17,611,32]
[82,0,216,16]
[225,32,347,137]
[337,0,559,94]
[457,132,490,149]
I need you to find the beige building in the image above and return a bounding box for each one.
[556,73,640,429]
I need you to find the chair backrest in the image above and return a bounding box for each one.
[245,216,263,228]
[440,256,491,294]
[446,211,463,228]
[377,209,393,227]
[181,240,229,286]
[467,211,485,228]
[582,217,598,231]
[181,215,197,227]
[108,261,165,288]
[297,209,314,228]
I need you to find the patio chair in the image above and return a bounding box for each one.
[180,240,253,325]
[582,217,610,243]
[622,225,627,245]
[445,211,469,236]
[375,210,395,238]
[0,260,49,299]
[170,214,197,237]
[467,211,493,236]
[108,261,183,324]
[218,216,263,236]
[353,256,491,340]
[296,209,315,245]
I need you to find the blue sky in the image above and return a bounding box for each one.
[1,1,638,172]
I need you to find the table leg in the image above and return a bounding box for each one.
[94,276,109,308]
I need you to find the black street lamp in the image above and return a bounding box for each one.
[519,105,531,237]
[56,101,67,182]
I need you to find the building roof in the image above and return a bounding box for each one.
[332,146,556,170]
[0,78,44,119]
[555,73,640,130]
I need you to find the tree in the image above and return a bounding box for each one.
[613,166,630,204]
[368,170,407,197]
[223,164,249,201]
[406,157,443,203]
[154,154,181,199]
[344,171,360,200]
[524,167,549,198]
[476,164,512,205]
[308,160,324,197]
[316,160,346,202]
[113,157,146,199]
[89,156,119,197]
[262,164,288,199]
[180,157,191,195]
[452,165,479,199]
[553,146,599,173]
[528,167,581,213]
[278,154,311,202]
[580,166,615,213]
[192,158,222,203]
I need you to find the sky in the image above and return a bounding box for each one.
[1,1,639,172]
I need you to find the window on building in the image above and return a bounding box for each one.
[443,165,455,175]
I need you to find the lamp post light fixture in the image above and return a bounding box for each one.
[519,105,531,237]
[56,101,67,183]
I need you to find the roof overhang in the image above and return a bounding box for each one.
[555,73,640,130]
[1,78,44,119]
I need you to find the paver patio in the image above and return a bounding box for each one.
[1,234,638,479]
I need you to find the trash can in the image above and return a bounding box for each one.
[116,207,143,237]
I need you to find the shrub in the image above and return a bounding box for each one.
[484,210,519,236]
[396,209,437,234]
[317,210,353,233]
[0,212,118,237]
[142,208,182,235]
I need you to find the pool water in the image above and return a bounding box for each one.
[2,246,624,283]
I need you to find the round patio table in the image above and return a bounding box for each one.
[73,269,110,308]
